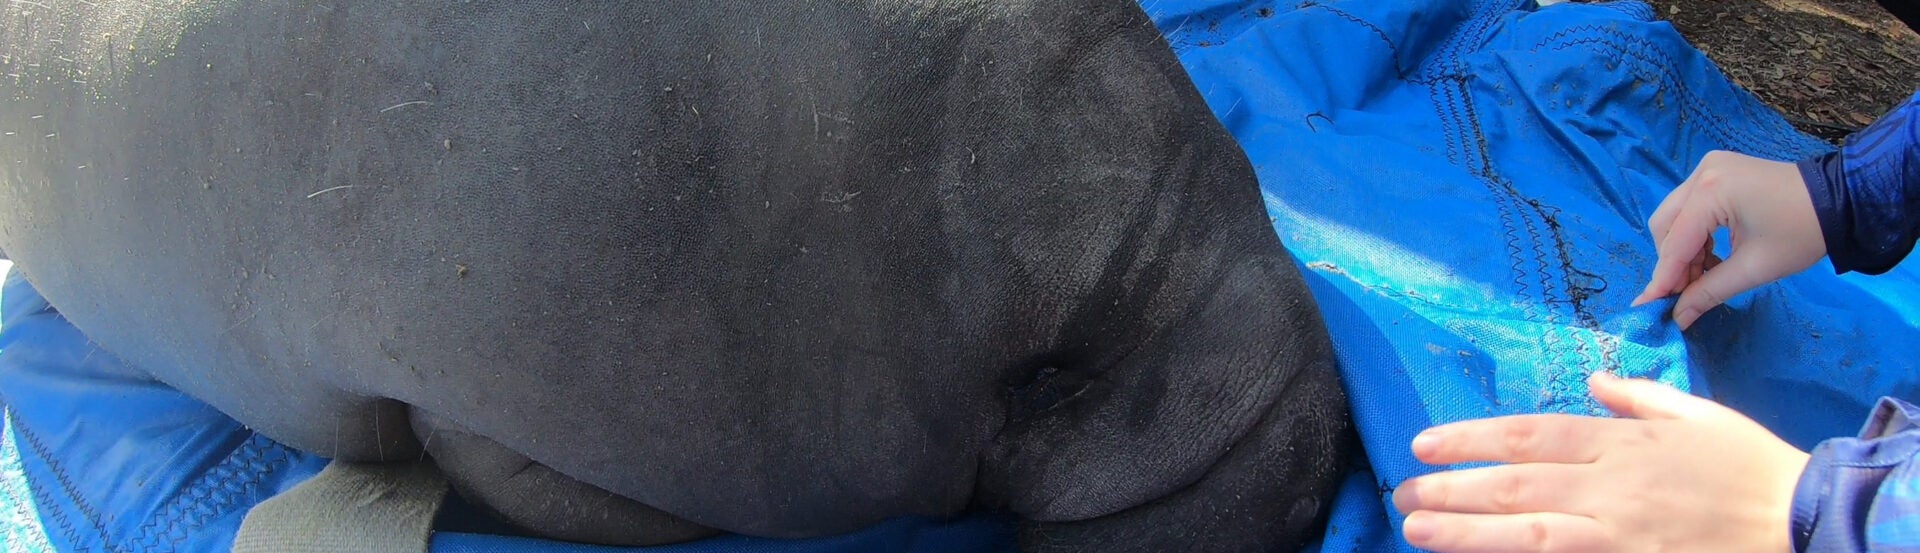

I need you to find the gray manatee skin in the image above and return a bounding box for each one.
[0,0,1355,550]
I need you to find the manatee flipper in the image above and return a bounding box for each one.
[1015,353,1355,552]
[982,249,1354,550]
[411,409,720,546]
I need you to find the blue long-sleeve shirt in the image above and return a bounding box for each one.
[1782,91,1920,552]
[1793,397,1920,552]
[1799,89,1920,274]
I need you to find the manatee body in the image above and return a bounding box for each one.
[0,1,1354,550]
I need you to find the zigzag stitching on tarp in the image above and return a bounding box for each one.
[1419,0,1529,83]
[1434,78,1469,166]
[127,433,292,551]
[1429,75,1563,374]
[4,408,86,553]
[1535,27,1781,147]
[1435,77,1572,377]
[1476,13,1635,386]
[169,437,292,551]
[1299,0,1516,86]
[1509,196,1576,378]
[1530,29,1823,387]
[1530,25,1827,158]
[1418,9,1771,394]
[1491,21,1846,409]
[1509,187,1620,388]
[20,448,83,553]
[1587,0,1657,21]
[1298,2,1424,82]
[1464,138,1606,412]
[1,433,55,553]
[1462,78,1621,410]
[1428,61,1543,341]
[10,414,117,553]
[1431,12,1634,405]
[133,448,221,549]
[1430,78,1551,348]
[1431,83,1497,260]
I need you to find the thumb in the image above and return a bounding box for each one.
[1588,371,1729,421]
[1671,245,1774,330]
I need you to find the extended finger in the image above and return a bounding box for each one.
[1394,463,1592,516]
[1402,511,1614,553]
[1641,199,1723,311]
[1412,415,1625,465]
[1646,180,1695,247]
[1588,371,1729,421]
[1636,183,1695,306]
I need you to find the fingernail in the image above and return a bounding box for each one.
[1403,512,1435,543]
[1677,307,1700,329]
[1411,431,1441,457]
[1589,371,1617,383]
[1391,480,1418,513]
[1632,285,1657,306]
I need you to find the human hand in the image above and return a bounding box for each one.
[1392,372,1810,553]
[1632,150,1826,330]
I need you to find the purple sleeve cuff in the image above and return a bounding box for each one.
[1793,446,1824,552]
[1792,397,1920,552]
[1819,88,1920,275]
[1800,152,1852,274]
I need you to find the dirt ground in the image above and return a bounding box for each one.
[1638,0,1920,142]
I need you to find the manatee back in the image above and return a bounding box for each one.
[0,0,1352,548]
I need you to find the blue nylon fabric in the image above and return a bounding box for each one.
[1147,0,1920,550]
[8,0,1920,551]
[0,270,333,553]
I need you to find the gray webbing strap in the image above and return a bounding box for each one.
[233,460,447,553]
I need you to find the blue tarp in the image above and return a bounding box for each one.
[5,0,1919,551]
[1151,0,1920,549]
